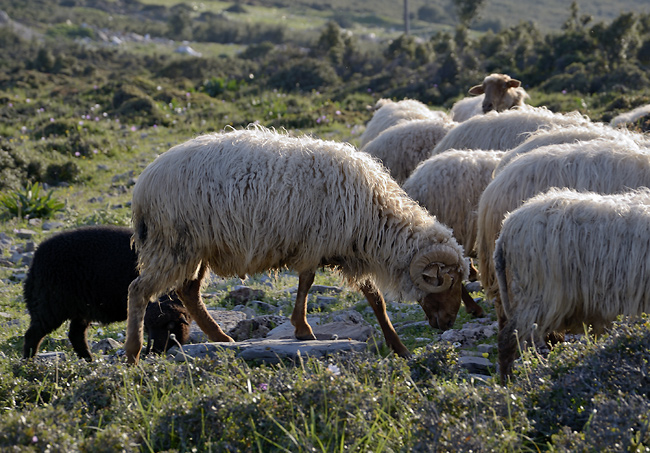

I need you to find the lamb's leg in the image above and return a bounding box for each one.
[125,275,156,365]
[23,316,62,359]
[292,270,317,341]
[359,280,411,358]
[177,264,234,343]
[68,318,92,361]
[462,283,484,317]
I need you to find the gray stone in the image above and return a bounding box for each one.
[228,315,289,341]
[249,300,277,312]
[309,285,343,294]
[464,281,483,293]
[266,314,376,342]
[311,295,338,311]
[228,286,265,304]
[168,338,370,364]
[92,338,123,354]
[34,351,67,362]
[42,221,65,231]
[14,229,37,239]
[477,344,495,354]
[458,356,494,375]
[189,310,247,343]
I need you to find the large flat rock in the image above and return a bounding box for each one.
[167,338,370,363]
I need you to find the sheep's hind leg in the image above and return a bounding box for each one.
[291,271,317,341]
[125,275,157,364]
[497,317,519,384]
[68,318,92,361]
[177,263,234,343]
[359,280,411,358]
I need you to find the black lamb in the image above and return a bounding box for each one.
[23,225,190,360]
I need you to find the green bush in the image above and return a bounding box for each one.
[0,181,65,219]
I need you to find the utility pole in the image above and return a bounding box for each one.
[404,0,410,35]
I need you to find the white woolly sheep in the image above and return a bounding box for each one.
[610,103,650,128]
[359,98,450,148]
[124,127,469,364]
[23,226,190,361]
[403,149,505,316]
[476,138,650,330]
[495,187,650,381]
[450,73,529,122]
[360,118,456,184]
[433,107,591,155]
[493,123,650,176]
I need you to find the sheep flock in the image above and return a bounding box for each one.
[21,73,650,387]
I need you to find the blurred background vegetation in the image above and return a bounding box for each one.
[1,0,650,193]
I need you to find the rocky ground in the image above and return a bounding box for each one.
[1,226,499,376]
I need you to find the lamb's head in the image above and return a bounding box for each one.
[469,73,523,114]
[144,292,192,354]
[410,244,466,331]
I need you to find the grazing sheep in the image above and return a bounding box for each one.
[360,118,456,184]
[359,98,450,148]
[403,149,505,317]
[125,127,469,364]
[493,123,650,176]
[495,188,650,381]
[404,149,504,257]
[433,107,590,155]
[450,73,529,122]
[143,291,191,354]
[611,103,650,128]
[476,138,650,329]
[23,225,189,360]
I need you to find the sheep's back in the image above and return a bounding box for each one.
[132,128,434,278]
[498,188,650,339]
[23,226,136,323]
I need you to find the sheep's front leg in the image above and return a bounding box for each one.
[359,280,411,358]
[462,283,484,317]
[177,264,234,343]
[125,276,153,364]
[292,270,317,341]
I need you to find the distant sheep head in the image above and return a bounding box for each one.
[410,244,465,331]
[468,73,526,114]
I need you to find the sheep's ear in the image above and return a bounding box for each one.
[507,79,521,88]
[468,84,484,95]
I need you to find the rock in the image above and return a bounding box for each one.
[309,285,343,294]
[42,221,65,231]
[266,312,376,342]
[14,228,37,239]
[464,281,483,293]
[458,356,494,375]
[168,338,369,364]
[232,305,256,319]
[440,322,498,346]
[311,295,338,312]
[34,351,67,362]
[189,310,247,343]
[249,300,278,313]
[477,344,495,354]
[227,286,265,304]
[92,338,123,354]
[227,315,289,341]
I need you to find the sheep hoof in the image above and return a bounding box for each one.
[295,332,317,341]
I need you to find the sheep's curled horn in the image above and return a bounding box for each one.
[410,244,462,293]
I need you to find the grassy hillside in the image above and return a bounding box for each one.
[0,0,650,450]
